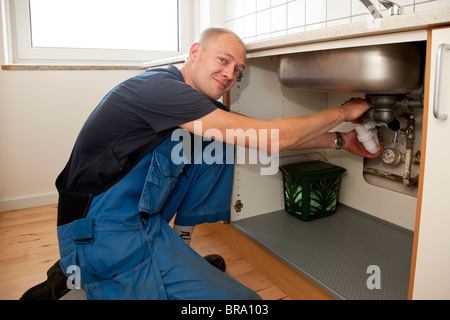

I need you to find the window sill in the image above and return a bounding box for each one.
[141,54,186,68]
[1,65,147,71]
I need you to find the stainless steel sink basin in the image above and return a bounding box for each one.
[278,41,426,94]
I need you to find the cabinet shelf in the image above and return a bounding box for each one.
[232,204,413,300]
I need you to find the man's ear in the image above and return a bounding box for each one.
[189,43,201,62]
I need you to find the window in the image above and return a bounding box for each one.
[5,0,191,65]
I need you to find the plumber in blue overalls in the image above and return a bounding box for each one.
[56,28,259,300]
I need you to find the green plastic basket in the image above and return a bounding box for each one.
[280,161,347,221]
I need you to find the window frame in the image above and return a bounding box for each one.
[5,0,192,65]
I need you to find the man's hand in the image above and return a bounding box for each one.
[343,130,384,158]
[340,98,372,123]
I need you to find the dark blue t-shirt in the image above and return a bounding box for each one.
[58,65,221,194]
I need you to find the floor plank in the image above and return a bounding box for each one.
[0,204,290,300]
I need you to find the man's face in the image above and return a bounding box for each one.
[190,34,246,100]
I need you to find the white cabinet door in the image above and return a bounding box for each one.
[412,27,450,300]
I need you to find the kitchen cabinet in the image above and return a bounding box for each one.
[148,14,450,299]
[227,26,450,299]
[410,27,450,300]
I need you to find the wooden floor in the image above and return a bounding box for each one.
[0,204,291,300]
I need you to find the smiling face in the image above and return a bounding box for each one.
[184,32,246,100]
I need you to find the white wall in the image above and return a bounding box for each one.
[0,0,227,211]
[192,0,228,36]
[0,68,141,211]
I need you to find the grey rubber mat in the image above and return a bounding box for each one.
[232,204,413,300]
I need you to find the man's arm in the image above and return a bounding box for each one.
[293,131,383,158]
[179,98,373,154]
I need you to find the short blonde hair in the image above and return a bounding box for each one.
[184,27,246,63]
[195,27,246,53]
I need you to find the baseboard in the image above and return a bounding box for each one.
[0,193,58,212]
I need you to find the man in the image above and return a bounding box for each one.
[22,28,381,300]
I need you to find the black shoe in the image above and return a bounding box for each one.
[20,260,69,300]
[204,254,226,272]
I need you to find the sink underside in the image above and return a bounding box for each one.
[278,41,426,94]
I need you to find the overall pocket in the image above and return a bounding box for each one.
[84,241,165,300]
[78,218,167,300]
[139,145,185,215]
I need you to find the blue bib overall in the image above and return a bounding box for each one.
[56,135,260,300]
